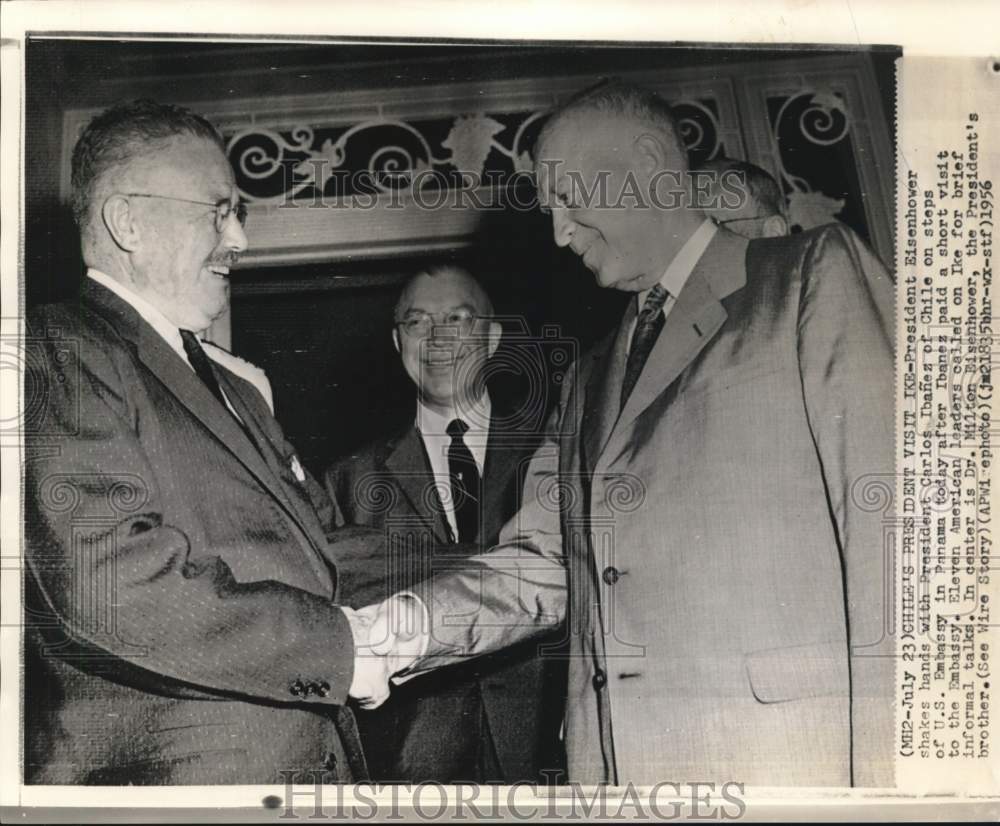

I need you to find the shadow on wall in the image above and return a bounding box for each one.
[26,201,83,310]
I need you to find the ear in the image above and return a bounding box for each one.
[486,320,502,359]
[632,133,666,176]
[762,215,789,238]
[392,327,401,353]
[101,194,142,252]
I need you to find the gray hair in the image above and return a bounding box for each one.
[536,79,688,164]
[71,99,225,229]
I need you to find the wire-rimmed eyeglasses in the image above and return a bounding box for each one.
[123,192,248,233]
[396,310,482,339]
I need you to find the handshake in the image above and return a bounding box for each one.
[342,595,429,709]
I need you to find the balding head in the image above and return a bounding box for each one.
[533,80,705,293]
[536,80,687,170]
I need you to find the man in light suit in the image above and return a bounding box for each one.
[363,81,896,787]
[325,266,565,783]
[24,99,386,784]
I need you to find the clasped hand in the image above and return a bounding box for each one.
[344,595,427,709]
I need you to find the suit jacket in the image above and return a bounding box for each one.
[415,224,896,787]
[325,409,566,782]
[23,279,375,785]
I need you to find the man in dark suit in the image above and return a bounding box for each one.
[324,265,565,783]
[23,99,388,785]
[365,81,895,787]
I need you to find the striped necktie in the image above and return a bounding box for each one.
[620,284,669,410]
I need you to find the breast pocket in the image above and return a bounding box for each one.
[744,640,849,704]
[679,363,785,406]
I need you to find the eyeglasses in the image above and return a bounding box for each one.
[124,193,248,233]
[396,310,481,339]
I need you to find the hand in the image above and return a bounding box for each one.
[342,606,391,709]
[360,595,429,678]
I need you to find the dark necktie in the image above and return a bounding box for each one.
[620,283,669,410]
[180,330,228,407]
[180,329,259,450]
[446,418,480,543]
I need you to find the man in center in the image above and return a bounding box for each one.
[324,265,565,783]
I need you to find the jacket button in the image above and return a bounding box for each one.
[602,566,620,585]
[323,751,338,772]
[289,679,305,697]
[304,682,316,696]
[592,669,607,690]
[316,681,331,698]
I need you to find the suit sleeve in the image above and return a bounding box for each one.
[796,225,896,786]
[322,460,352,529]
[25,313,357,706]
[408,392,570,670]
[320,455,404,608]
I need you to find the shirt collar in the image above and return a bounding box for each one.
[86,268,190,361]
[638,217,718,307]
[416,391,492,438]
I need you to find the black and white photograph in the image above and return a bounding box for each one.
[1,1,997,821]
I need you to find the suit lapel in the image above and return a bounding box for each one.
[480,409,523,543]
[82,282,324,556]
[599,229,750,468]
[615,271,726,428]
[215,367,288,481]
[384,426,452,544]
[580,304,633,478]
[214,367,330,555]
[134,321,277,475]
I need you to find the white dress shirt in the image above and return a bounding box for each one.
[415,393,491,542]
[88,268,189,363]
[628,218,718,352]
[86,268,249,418]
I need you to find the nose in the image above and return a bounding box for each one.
[429,322,460,344]
[550,206,575,248]
[223,211,249,254]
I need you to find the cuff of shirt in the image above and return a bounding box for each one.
[387,591,430,685]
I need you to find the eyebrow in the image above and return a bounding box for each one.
[537,180,562,213]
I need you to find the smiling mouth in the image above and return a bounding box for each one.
[424,352,459,368]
